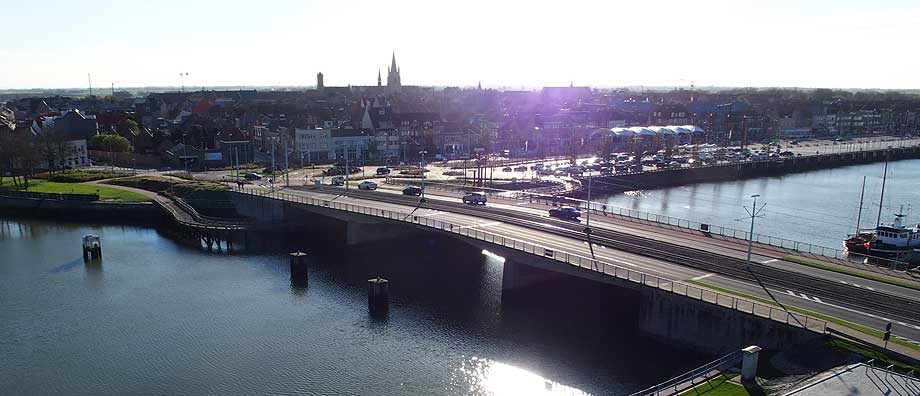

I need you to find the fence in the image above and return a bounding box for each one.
[235,187,828,334]
[629,349,743,396]
[0,189,99,201]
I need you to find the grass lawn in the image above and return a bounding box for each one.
[679,374,749,396]
[687,279,920,353]
[1,179,150,202]
[783,256,920,292]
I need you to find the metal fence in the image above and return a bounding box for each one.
[236,187,828,334]
[629,349,743,396]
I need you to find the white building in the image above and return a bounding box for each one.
[294,127,332,163]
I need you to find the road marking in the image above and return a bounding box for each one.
[813,296,822,303]
[417,211,445,217]
[690,273,714,281]
[787,290,796,296]
[769,287,920,331]
[457,221,503,231]
[761,259,779,264]
[866,286,875,291]
[799,293,810,299]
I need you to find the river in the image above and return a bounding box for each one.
[0,217,704,396]
[593,159,920,250]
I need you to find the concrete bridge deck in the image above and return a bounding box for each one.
[228,185,920,358]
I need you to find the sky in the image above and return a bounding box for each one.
[2,0,919,90]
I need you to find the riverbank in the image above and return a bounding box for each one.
[574,145,920,194]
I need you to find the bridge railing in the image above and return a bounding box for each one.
[629,349,743,396]
[237,187,828,334]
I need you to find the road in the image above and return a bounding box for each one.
[236,181,920,351]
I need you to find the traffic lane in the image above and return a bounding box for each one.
[760,259,920,301]
[703,274,920,342]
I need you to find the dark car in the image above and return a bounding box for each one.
[376,167,391,175]
[243,173,262,180]
[549,206,581,220]
[402,186,422,196]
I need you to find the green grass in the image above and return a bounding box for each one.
[106,176,225,198]
[686,280,920,353]
[783,256,920,292]
[679,374,749,396]
[34,170,133,183]
[1,179,150,202]
[826,337,920,373]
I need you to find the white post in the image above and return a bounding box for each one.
[284,138,289,187]
[345,146,350,192]
[271,140,276,191]
[586,175,592,228]
[741,345,761,383]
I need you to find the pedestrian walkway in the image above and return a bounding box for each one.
[781,363,920,396]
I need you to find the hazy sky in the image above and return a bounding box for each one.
[3,0,918,90]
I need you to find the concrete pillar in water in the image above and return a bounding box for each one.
[741,345,761,384]
[289,251,308,286]
[82,235,102,261]
[367,277,389,316]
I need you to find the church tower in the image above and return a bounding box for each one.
[386,52,401,93]
[377,69,382,87]
[316,72,324,91]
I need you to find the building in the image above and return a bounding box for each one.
[294,127,332,163]
[331,129,371,163]
[316,72,324,91]
[28,110,97,169]
[386,52,402,94]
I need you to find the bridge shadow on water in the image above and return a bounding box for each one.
[282,232,712,395]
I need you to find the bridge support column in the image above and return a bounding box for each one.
[501,260,560,302]
[368,277,389,316]
[741,345,761,384]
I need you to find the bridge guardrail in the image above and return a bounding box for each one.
[629,349,743,396]
[236,187,829,334]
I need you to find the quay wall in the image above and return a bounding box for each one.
[577,146,920,193]
[0,195,159,221]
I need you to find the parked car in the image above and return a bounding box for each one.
[331,176,345,186]
[402,186,422,196]
[358,181,378,190]
[376,167,391,175]
[514,165,528,172]
[243,173,262,180]
[549,206,581,220]
[502,167,513,172]
[462,192,487,205]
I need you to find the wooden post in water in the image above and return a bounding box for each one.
[289,251,308,287]
[367,277,389,316]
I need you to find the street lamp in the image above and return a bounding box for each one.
[744,194,764,268]
[419,150,428,199]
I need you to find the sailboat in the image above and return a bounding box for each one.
[843,176,873,254]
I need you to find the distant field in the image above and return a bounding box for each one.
[0,179,151,202]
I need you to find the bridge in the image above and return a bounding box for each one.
[220,182,920,356]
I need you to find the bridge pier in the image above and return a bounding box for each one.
[501,260,563,302]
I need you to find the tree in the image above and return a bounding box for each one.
[565,138,580,165]
[89,134,132,152]
[595,135,615,162]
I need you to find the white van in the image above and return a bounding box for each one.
[331,176,345,186]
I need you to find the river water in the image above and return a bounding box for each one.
[593,159,920,250]
[0,217,704,396]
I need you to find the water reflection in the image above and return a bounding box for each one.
[454,356,590,396]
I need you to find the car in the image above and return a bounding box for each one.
[243,173,262,180]
[780,151,795,157]
[462,192,487,205]
[513,166,527,172]
[402,186,422,196]
[330,176,345,186]
[549,206,581,220]
[376,167,391,175]
[502,167,512,172]
[358,181,378,190]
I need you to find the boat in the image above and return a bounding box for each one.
[865,212,920,266]
[843,176,872,255]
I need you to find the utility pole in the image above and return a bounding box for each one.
[234,146,240,189]
[585,174,592,229]
[419,150,428,199]
[345,146,350,192]
[744,194,766,268]
[271,139,276,191]
[284,138,289,187]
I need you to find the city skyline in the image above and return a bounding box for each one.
[3,0,920,91]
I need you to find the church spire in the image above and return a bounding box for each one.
[391,52,397,73]
[377,69,381,87]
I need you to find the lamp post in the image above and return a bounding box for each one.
[419,150,428,199]
[745,194,763,268]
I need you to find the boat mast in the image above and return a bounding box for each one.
[855,175,866,234]
[876,159,888,227]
